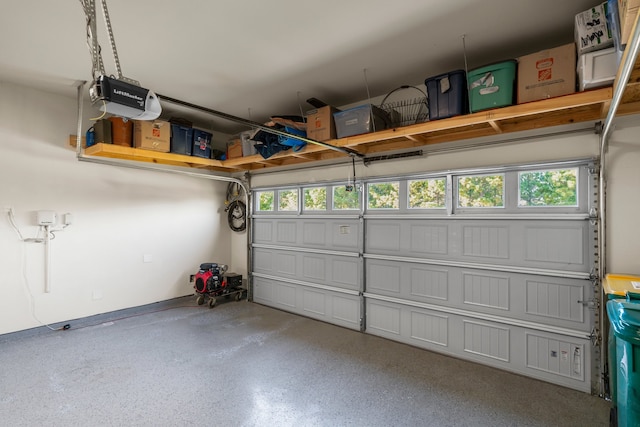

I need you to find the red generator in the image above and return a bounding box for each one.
[192,263,244,308]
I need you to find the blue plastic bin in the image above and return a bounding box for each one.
[192,129,212,159]
[425,70,468,120]
[170,124,193,156]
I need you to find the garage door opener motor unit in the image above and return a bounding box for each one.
[193,263,244,308]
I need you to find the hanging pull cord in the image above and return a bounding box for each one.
[352,157,356,183]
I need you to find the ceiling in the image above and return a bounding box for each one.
[0,0,599,133]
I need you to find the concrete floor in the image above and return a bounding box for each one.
[0,296,610,426]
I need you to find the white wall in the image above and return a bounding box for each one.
[0,82,232,334]
[247,116,640,276]
[605,115,640,274]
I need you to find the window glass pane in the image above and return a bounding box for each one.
[304,187,327,210]
[278,189,298,211]
[518,168,578,207]
[368,182,399,209]
[457,174,504,208]
[256,191,274,211]
[408,178,446,209]
[333,185,359,210]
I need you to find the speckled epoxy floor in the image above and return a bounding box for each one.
[0,297,610,426]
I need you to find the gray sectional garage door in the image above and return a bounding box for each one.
[252,160,598,393]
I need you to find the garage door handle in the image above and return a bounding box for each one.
[577,299,599,309]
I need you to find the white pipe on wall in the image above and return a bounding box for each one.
[43,225,51,293]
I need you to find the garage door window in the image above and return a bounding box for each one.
[518,168,578,207]
[304,187,327,211]
[368,182,400,209]
[457,174,504,208]
[256,191,274,211]
[408,178,446,209]
[333,185,360,210]
[278,189,298,211]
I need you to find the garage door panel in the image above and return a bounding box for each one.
[367,301,402,335]
[275,282,297,308]
[410,310,449,347]
[331,222,360,249]
[524,225,584,265]
[275,252,297,276]
[365,219,591,272]
[254,218,359,251]
[409,224,448,254]
[410,267,449,300]
[254,247,360,292]
[526,333,585,382]
[277,221,298,244]
[525,279,585,323]
[302,221,327,246]
[462,271,510,311]
[331,295,361,325]
[463,320,510,362]
[302,288,326,316]
[462,225,510,259]
[253,220,273,244]
[364,298,591,393]
[253,276,361,330]
[365,259,591,331]
[367,223,401,252]
[253,248,273,272]
[302,255,327,282]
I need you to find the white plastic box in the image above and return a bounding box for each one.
[577,47,619,91]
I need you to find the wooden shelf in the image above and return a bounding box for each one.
[74,87,624,173]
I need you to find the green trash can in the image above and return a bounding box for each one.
[607,293,640,427]
[603,274,640,423]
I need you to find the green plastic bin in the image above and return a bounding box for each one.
[467,60,517,113]
[607,293,640,427]
[603,274,640,425]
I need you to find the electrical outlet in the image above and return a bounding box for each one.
[63,213,73,225]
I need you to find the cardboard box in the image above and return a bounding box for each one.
[305,106,337,141]
[133,120,170,152]
[93,119,112,144]
[110,116,133,147]
[575,2,613,54]
[619,0,640,45]
[517,43,576,104]
[227,139,243,159]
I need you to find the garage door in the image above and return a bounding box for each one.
[251,159,598,392]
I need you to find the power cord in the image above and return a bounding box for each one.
[63,304,204,332]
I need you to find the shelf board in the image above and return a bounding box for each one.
[70,137,242,172]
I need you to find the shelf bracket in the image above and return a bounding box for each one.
[487,120,503,134]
